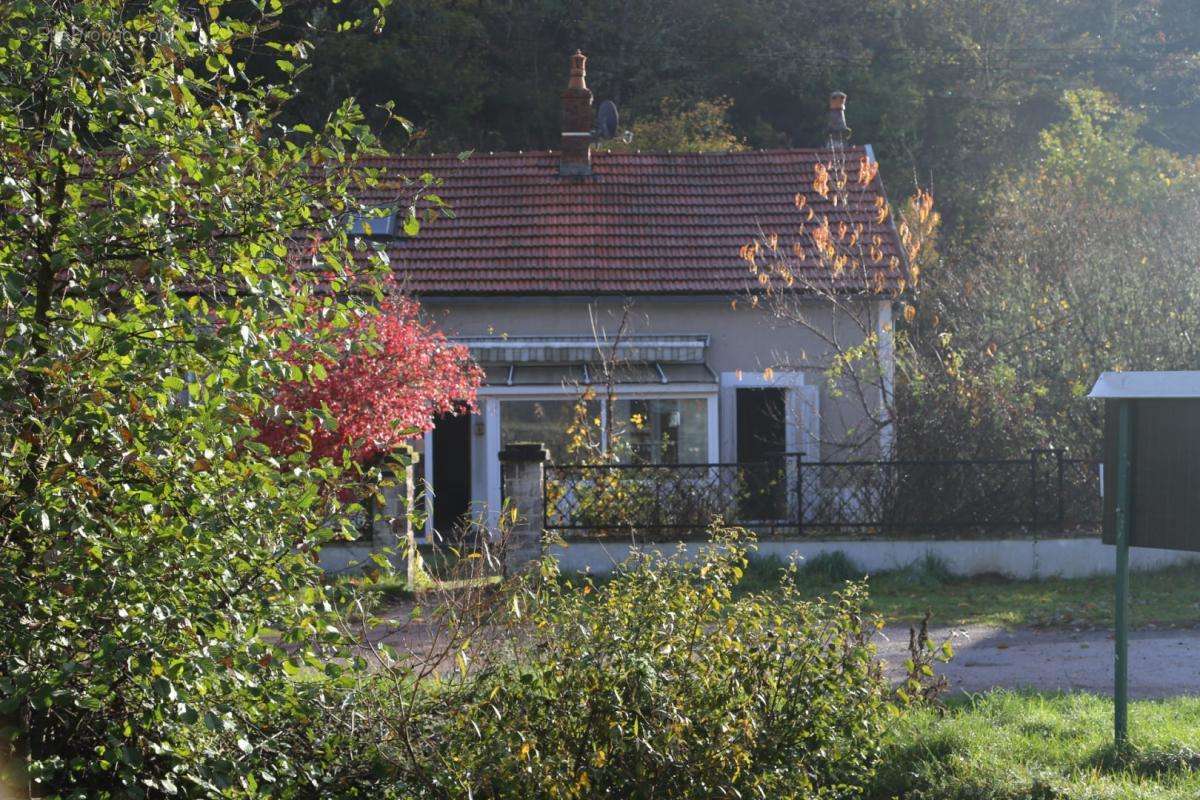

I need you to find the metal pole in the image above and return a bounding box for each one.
[1114,400,1133,748]
[542,465,549,536]
[796,453,805,536]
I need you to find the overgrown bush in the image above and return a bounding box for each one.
[0,1,457,795]
[398,531,897,799]
[800,550,865,583]
[894,554,959,589]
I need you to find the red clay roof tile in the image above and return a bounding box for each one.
[345,148,905,295]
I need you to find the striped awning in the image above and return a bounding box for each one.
[481,361,716,387]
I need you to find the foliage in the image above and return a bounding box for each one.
[166,528,920,800]
[547,389,721,536]
[0,0,464,795]
[275,1,1200,229]
[749,86,1200,462]
[258,297,482,463]
[598,96,745,153]
[892,553,957,590]
[867,691,1200,800]
[546,315,702,534]
[744,141,918,456]
[901,89,1200,458]
[799,550,865,583]
[423,531,900,799]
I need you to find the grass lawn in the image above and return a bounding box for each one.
[733,552,1200,629]
[871,691,1200,799]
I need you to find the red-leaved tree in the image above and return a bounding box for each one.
[258,297,482,463]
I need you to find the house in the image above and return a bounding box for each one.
[355,52,906,539]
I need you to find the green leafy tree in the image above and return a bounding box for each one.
[276,0,1200,265]
[0,0,444,794]
[902,89,1200,458]
[597,96,745,153]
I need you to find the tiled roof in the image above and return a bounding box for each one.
[347,148,905,295]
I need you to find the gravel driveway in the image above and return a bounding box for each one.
[876,624,1200,698]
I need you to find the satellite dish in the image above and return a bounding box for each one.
[594,100,619,140]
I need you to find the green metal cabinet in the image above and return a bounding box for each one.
[1090,370,1200,747]
[1101,398,1200,551]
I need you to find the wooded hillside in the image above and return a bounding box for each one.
[274,1,1200,231]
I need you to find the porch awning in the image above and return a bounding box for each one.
[481,361,717,387]
[462,334,717,387]
[456,334,709,365]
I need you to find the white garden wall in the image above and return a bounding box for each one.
[549,537,1200,579]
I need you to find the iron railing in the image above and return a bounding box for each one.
[541,449,1101,538]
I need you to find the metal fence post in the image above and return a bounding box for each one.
[795,452,805,536]
[653,473,662,531]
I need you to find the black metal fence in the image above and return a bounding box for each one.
[543,450,1101,538]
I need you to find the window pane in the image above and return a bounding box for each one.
[613,398,708,464]
[501,399,598,463]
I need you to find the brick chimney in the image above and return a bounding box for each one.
[560,50,594,176]
[827,91,851,147]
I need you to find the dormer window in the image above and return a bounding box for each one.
[346,207,399,239]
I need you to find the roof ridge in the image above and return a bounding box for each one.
[371,146,871,161]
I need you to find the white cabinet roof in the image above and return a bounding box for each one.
[1089,371,1200,399]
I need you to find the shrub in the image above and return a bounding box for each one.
[409,531,896,799]
[895,553,958,589]
[800,550,865,583]
[0,1,463,795]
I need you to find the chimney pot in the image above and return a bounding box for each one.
[827,91,851,147]
[560,50,594,176]
[568,49,588,91]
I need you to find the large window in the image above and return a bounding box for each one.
[500,396,709,465]
[613,398,708,464]
[501,399,597,464]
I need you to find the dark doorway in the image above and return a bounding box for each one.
[431,412,471,538]
[736,388,787,520]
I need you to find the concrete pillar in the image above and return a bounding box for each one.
[499,442,549,573]
[384,445,417,585]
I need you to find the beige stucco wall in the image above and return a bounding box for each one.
[420,295,887,474]
[424,295,846,379]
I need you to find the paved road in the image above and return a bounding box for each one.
[876,624,1200,698]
